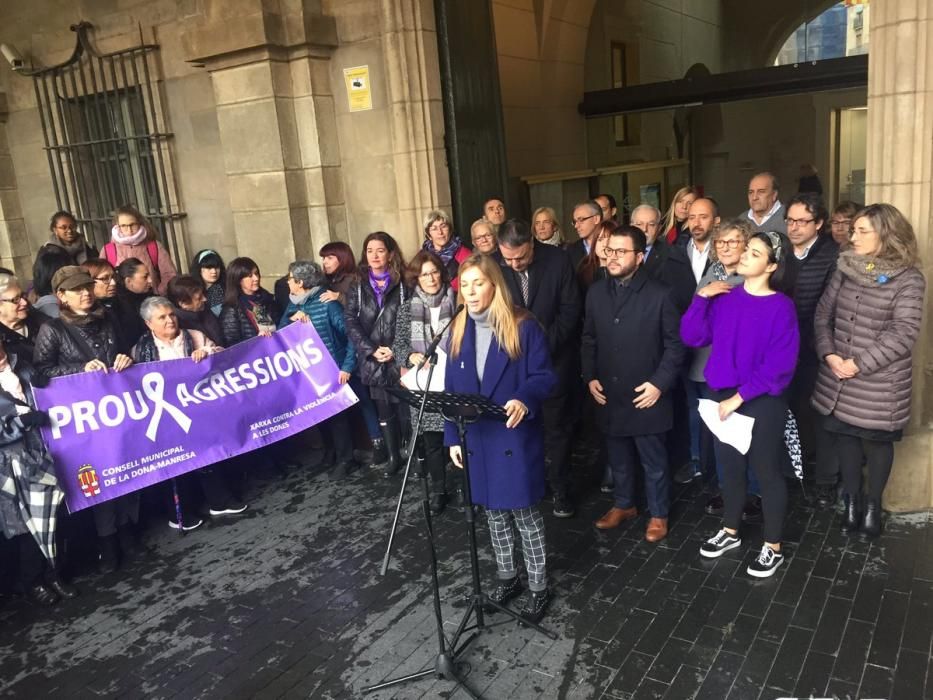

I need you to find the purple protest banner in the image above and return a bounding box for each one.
[33,322,358,513]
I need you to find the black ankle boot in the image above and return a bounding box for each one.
[380,417,402,478]
[841,493,861,534]
[862,498,882,538]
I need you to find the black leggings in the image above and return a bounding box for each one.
[835,434,894,501]
[711,390,788,544]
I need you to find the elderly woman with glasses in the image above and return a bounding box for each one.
[279,260,358,479]
[0,274,48,359]
[422,209,471,290]
[470,218,498,255]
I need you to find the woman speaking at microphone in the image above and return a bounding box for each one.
[445,254,556,623]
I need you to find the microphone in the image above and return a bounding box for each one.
[417,303,465,370]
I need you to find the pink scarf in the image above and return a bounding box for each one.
[111,223,148,247]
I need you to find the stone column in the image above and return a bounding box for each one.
[0,93,31,276]
[865,1,933,511]
[378,0,450,252]
[182,0,344,276]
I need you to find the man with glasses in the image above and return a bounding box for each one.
[828,201,861,246]
[496,219,581,518]
[784,192,840,506]
[582,225,685,542]
[567,201,603,271]
[632,203,695,312]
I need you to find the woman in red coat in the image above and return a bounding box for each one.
[445,254,556,622]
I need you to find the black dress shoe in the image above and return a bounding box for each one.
[552,493,575,519]
[519,588,551,625]
[484,576,523,613]
[26,583,59,607]
[429,492,447,516]
[841,494,861,534]
[741,495,762,523]
[862,498,882,538]
[815,483,837,508]
[47,576,79,600]
[705,494,724,516]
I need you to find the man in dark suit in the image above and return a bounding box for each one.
[632,203,696,313]
[566,201,603,272]
[582,225,685,543]
[496,219,582,518]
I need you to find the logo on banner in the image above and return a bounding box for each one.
[77,465,101,497]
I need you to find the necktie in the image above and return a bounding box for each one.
[519,270,530,305]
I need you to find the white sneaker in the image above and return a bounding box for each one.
[747,544,784,578]
[168,518,203,532]
[209,503,248,516]
[700,528,742,558]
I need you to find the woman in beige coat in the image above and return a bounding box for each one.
[811,203,926,538]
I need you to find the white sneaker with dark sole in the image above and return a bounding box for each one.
[747,544,784,578]
[209,504,249,516]
[700,528,742,558]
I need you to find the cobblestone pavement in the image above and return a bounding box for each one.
[1,450,931,699]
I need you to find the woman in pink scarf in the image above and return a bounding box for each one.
[102,205,177,294]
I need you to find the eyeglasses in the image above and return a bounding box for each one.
[784,217,816,227]
[0,294,25,305]
[419,270,441,280]
[473,233,494,243]
[830,218,852,228]
[573,214,598,225]
[94,274,116,284]
[118,222,139,230]
[714,239,743,249]
[428,223,450,233]
[605,247,637,258]
[55,224,76,231]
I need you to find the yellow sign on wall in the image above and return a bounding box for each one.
[343,65,373,112]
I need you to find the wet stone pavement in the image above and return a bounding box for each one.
[1,448,931,700]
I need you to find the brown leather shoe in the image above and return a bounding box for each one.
[595,506,638,530]
[645,517,668,543]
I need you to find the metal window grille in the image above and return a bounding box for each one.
[25,21,184,262]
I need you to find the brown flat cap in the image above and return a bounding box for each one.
[51,266,93,291]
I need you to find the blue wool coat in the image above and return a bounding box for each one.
[443,315,556,510]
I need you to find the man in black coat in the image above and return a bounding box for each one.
[784,192,839,504]
[632,203,696,313]
[582,225,685,543]
[496,219,582,518]
[566,201,603,272]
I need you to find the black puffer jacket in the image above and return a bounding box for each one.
[787,234,838,360]
[343,275,407,387]
[0,313,48,360]
[33,311,120,380]
[220,289,281,346]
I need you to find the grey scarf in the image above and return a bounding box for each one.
[410,286,456,354]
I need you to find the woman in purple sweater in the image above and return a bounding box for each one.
[681,231,799,578]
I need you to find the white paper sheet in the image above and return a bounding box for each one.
[697,398,755,455]
[400,349,447,392]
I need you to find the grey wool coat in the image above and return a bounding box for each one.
[810,250,926,432]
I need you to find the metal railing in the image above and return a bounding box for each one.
[21,21,184,263]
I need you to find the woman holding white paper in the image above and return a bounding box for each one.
[680,231,799,579]
[393,250,458,514]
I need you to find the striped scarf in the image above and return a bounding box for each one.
[409,286,456,354]
[424,236,464,264]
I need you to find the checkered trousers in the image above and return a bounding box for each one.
[485,505,547,592]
